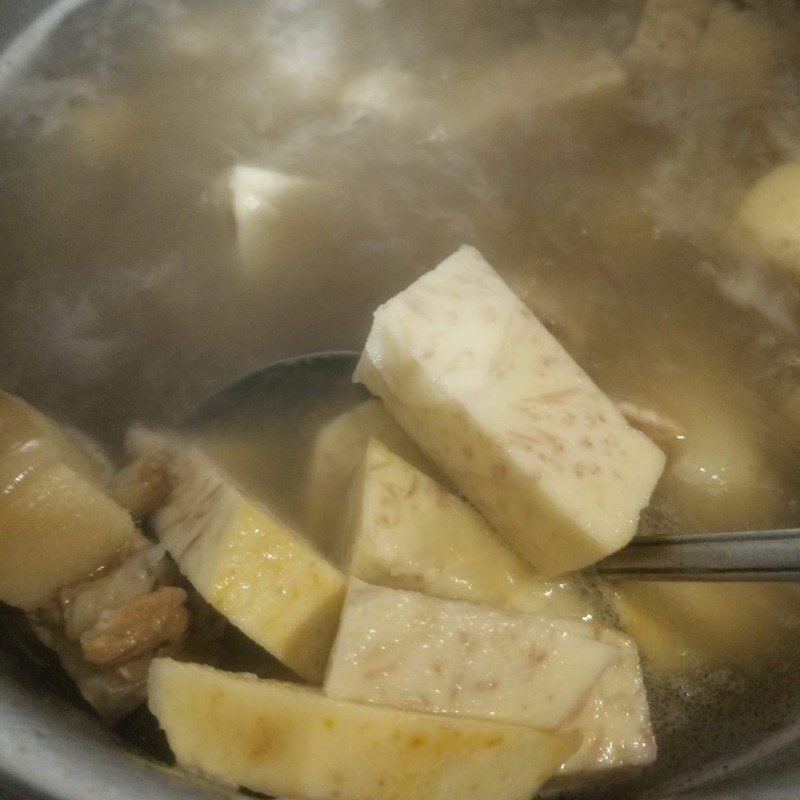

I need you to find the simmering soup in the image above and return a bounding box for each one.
[2,1,800,798]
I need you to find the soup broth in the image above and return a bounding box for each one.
[2,1,800,797]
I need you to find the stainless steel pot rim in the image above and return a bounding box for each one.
[0,0,91,92]
[2,2,800,799]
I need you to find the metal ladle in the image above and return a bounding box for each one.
[190,351,800,582]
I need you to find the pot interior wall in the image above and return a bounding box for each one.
[2,2,800,799]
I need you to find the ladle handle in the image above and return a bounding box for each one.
[596,529,800,581]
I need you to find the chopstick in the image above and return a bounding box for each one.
[595,528,800,581]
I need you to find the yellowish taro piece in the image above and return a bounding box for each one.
[149,658,577,800]
[131,431,345,683]
[628,369,782,533]
[341,438,589,618]
[340,440,654,776]
[354,246,666,574]
[0,389,109,489]
[324,580,618,731]
[339,440,655,777]
[733,161,800,277]
[551,621,656,780]
[306,399,436,551]
[229,164,312,275]
[0,391,140,609]
[0,462,140,610]
[664,412,780,533]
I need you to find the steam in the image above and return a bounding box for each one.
[2,1,800,794]
[1,0,799,436]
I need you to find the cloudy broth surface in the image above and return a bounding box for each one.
[3,1,800,797]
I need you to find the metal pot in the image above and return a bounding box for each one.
[1,3,799,798]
